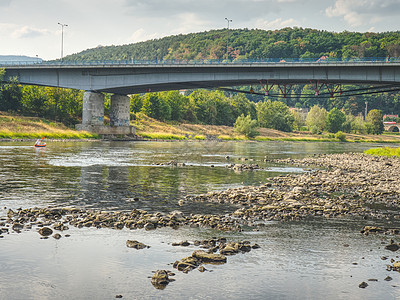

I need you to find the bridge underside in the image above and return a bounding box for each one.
[4,63,400,94]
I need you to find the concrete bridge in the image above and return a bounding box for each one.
[385,123,400,132]
[2,59,400,135]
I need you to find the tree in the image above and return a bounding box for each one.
[161,91,189,122]
[130,94,143,113]
[325,108,346,133]
[141,93,171,120]
[0,68,4,104]
[234,114,258,138]
[292,110,306,131]
[45,87,82,125]
[257,100,294,132]
[306,105,327,134]
[366,109,384,135]
[231,93,257,120]
[0,77,23,112]
[350,115,366,133]
[21,86,48,116]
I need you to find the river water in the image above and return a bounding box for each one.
[0,140,399,299]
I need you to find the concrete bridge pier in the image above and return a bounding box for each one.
[82,91,105,126]
[76,91,135,136]
[110,94,130,127]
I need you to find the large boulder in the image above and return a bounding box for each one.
[38,227,53,237]
[192,250,227,264]
[126,240,149,249]
[151,270,175,289]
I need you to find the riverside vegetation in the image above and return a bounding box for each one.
[1,111,400,142]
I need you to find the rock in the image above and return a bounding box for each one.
[126,240,149,249]
[384,276,393,281]
[12,222,23,231]
[53,222,69,231]
[151,270,174,289]
[392,261,400,271]
[198,266,206,272]
[53,233,62,239]
[115,295,123,298]
[144,223,156,230]
[220,243,239,255]
[359,282,368,288]
[361,226,385,234]
[192,250,227,264]
[385,244,399,252]
[38,227,53,237]
[173,256,201,272]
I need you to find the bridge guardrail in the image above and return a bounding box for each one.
[1,57,399,67]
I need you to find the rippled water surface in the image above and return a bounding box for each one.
[0,140,398,299]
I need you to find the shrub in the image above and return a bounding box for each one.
[335,131,347,142]
[234,114,258,138]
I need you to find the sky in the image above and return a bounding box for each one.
[0,0,399,60]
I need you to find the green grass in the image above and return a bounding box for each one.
[194,135,206,140]
[217,135,244,141]
[138,132,187,140]
[255,136,339,142]
[364,147,400,157]
[0,130,100,139]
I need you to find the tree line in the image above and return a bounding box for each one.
[63,27,400,62]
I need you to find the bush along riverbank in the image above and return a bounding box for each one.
[0,113,100,139]
[364,147,400,158]
[2,112,400,142]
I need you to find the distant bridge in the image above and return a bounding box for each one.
[385,123,400,132]
[1,58,400,135]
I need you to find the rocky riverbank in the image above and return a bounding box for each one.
[1,153,399,238]
[187,152,400,223]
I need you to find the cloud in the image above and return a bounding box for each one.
[12,26,50,39]
[0,0,12,6]
[123,0,281,20]
[255,18,299,30]
[325,0,400,27]
[128,28,159,43]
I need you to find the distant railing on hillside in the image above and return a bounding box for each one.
[1,57,399,66]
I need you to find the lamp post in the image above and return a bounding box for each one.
[58,22,68,60]
[225,18,232,62]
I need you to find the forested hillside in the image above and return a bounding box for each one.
[63,28,400,61]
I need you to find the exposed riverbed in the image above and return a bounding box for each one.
[1,140,400,299]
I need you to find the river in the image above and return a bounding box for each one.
[0,140,399,299]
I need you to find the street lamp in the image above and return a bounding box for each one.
[58,22,68,60]
[225,18,232,62]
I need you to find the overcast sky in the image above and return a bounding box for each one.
[1,0,399,60]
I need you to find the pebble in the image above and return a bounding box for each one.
[359,282,368,288]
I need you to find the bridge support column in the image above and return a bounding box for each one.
[76,92,135,136]
[110,94,130,126]
[82,91,105,126]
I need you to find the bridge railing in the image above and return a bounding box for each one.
[1,57,399,67]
